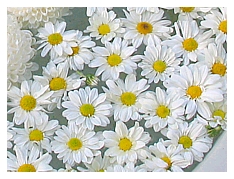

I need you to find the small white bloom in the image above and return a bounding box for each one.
[127,7,160,14]
[86,7,113,17]
[106,162,147,172]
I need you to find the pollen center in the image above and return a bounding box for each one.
[98,24,111,35]
[80,104,95,117]
[20,95,36,111]
[67,138,82,151]
[69,46,80,56]
[186,85,202,99]
[218,20,227,34]
[161,156,172,170]
[120,92,137,106]
[178,136,193,149]
[156,105,170,118]
[153,60,167,73]
[211,62,226,76]
[47,33,63,46]
[119,137,132,151]
[29,129,44,141]
[212,109,225,120]
[137,22,153,35]
[182,38,198,52]
[180,7,195,12]
[18,164,36,172]
[107,54,122,67]
[49,77,67,91]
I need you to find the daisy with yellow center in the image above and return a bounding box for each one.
[51,124,104,166]
[103,121,151,164]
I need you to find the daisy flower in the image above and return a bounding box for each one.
[106,162,147,172]
[7,121,15,149]
[89,37,138,81]
[36,21,77,58]
[62,86,112,130]
[103,121,151,164]
[122,9,173,48]
[140,87,185,133]
[102,74,150,122]
[166,120,213,164]
[84,9,125,44]
[201,7,227,44]
[7,146,53,172]
[144,141,190,172]
[12,112,59,153]
[86,7,113,17]
[7,80,53,125]
[162,20,213,65]
[138,44,181,84]
[164,64,224,119]
[127,7,159,14]
[53,30,96,71]
[51,124,104,166]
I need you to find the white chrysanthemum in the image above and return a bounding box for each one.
[7,14,38,90]
[103,74,149,122]
[33,61,84,110]
[162,20,213,65]
[201,7,227,44]
[7,80,53,126]
[166,120,213,164]
[164,64,224,119]
[51,124,104,166]
[103,121,151,164]
[89,37,138,81]
[7,121,15,149]
[140,87,185,133]
[86,7,113,17]
[62,86,112,130]
[7,7,72,29]
[106,162,147,172]
[122,9,173,48]
[138,44,181,83]
[7,146,53,172]
[53,30,96,71]
[36,21,77,58]
[144,141,190,172]
[127,7,159,14]
[12,113,59,153]
[84,9,125,44]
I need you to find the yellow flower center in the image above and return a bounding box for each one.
[211,62,226,76]
[180,7,195,12]
[156,105,170,118]
[98,169,105,172]
[186,85,202,99]
[47,33,63,46]
[98,24,111,35]
[20,95,36,111]
[182,38,198,52]
[218,20,227,34]
[120,92,137,106]
[49,77,67,91]
[178,136,193,149]
[161,156,172,170]
[29,129,44,141]
[136,22,153,35]
[67,138,82,151]
[119,137,132,151]
[212,109,226,120]
[69,46,80,56]
[153,60,167,73]
[18,164,36,172]
[107,54,122,67]
[80,104,95,117]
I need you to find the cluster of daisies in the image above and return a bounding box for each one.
[7,7,227,172]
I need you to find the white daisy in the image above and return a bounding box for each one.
[166,120,213,164]
[7,80,53,125]
[106,162,147,172]
[7,121,15,149]
[138,44,181,84]
[62,86,112,130]
[103,121,151,164]
[86,7,113,17]
[122,9,173,48]
[201,7,227,44]
[89,37,138,81]
[140,87,185,133]
[103,74,149,122]
[51,124,104,166]
[36,21,77,58]
[84,9,125,44]
[127,7,159,14]
[164,64,224,119]
[144,141,190,172]
[7,146,53,172]
[12,112,59,153]
[162,20,213,65]
[53,30,96,71]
